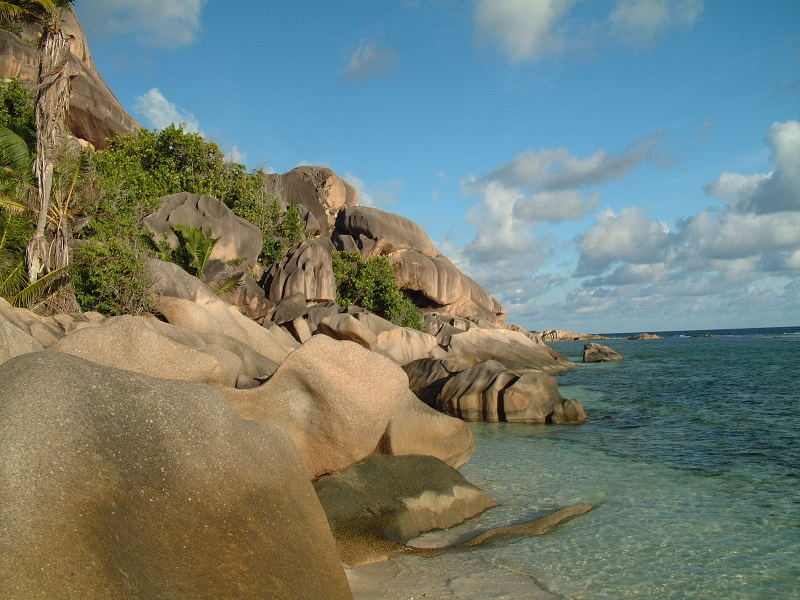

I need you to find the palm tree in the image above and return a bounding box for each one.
[1,0,74,282]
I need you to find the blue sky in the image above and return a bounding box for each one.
[75,0,799,332]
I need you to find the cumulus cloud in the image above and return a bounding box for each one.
[514,190,600,223]
[475,0,703,63]
[224,145,246,164]
[610,0,704,47]
[576,207,672,274]
[134,88,201,132]
[79,0,206,47]
[481,132,661,190]
[345,41,397,81]
[704,120,800,214]
[475,0,573,63]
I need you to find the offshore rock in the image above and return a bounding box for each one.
[0,351,352,600]
[583,342,623,363]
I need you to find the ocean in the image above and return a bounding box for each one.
[350,326,800,599]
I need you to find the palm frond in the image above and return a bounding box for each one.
[0,194,32,214]
[172,225,220,281]
[214,273,243,297]
[6,265,65,308]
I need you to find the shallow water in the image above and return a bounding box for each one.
[354,330,800,599]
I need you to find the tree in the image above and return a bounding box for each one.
[0,0,75,282]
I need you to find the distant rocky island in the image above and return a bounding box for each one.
[0,10,593,599]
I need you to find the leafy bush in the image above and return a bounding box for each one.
[0,79,35,149]
[145,225,220,281]
[71,238,155,316]
[331,250,424,331]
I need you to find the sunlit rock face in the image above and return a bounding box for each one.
[0,10,138,148]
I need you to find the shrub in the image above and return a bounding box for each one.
[71,238,155,316]
[0,79,35,149]
[331,250,424,331]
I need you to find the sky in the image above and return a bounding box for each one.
[74,0,799,333]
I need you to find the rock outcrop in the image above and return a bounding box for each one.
[143,192,262,280]
[379,390,475,469]
[0,10,138,148]
[272,166,359,233]
[52,314,278,387]
[0,352,352,600]
[313,454,497,566]
[260,240,337,304]
[583,342,623,363]
[541,329,608,342]
[226,335,409,477]
[407,358,587,425]
[629,332,662,340]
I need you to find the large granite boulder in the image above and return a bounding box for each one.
[427,360,587,424]
[143,193,262,281]
[149,259,298,365]
[260,240,337,304]
[0,10,138,148]
[0,298,104,347]
[0,318,43,365]
[0,352,351,600]
[583,342,623,363]
[313,454,497,566]
[403,357,467,405]
[274,166,359,233]
[444,327,576,373]
[226,335,409,477]
[52,315,278,387]
[334,206,440,257]
[378,390,475,469]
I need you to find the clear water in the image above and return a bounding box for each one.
[355,329,800,599]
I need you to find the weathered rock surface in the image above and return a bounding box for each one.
[0,352,352,600]
[335,206,440,257]
[403,357,467,405]
[444,327,575,373]
[379,390,475,469]
[0,10,138,149]
[423,360,587,424]
[0,298,101,347]
[583,342,623,363]
[227,335,408,477]
[316,312,378,349]
[0,318,43,365]
[313,454,497,566]
[149,259,298,365]
[220,275,275,323]
[52,315,278,386]
[275,166,359,233]
[143,193,262,281]
[260,240,336,304]
[541,329,608,342]
[629,332,662,340]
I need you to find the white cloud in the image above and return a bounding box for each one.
[705,120,800,214]
[345,41,397,81]
[479,132,661,190]
[679,211,800,259]
[475,0,702,63]
[475,0,573,63]
[134,88,201,132]
[576,207,672,274]
[610,0,703,47]
[514,189,600,222]
[224,145,246,164]
[79,0,206,47]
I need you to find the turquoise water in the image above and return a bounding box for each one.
[366,331,800,599]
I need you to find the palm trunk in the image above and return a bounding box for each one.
[26,15,70,283]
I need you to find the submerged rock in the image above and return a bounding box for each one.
[313,454,497,566]
[0,352,352,600]
[583,342,624,363]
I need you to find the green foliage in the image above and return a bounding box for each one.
[0,205,30,295]
[331,250,424,331]
[231,187,306,266]
[71,238,154,316]
[0,80,35,149]
[146,225,220,281]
